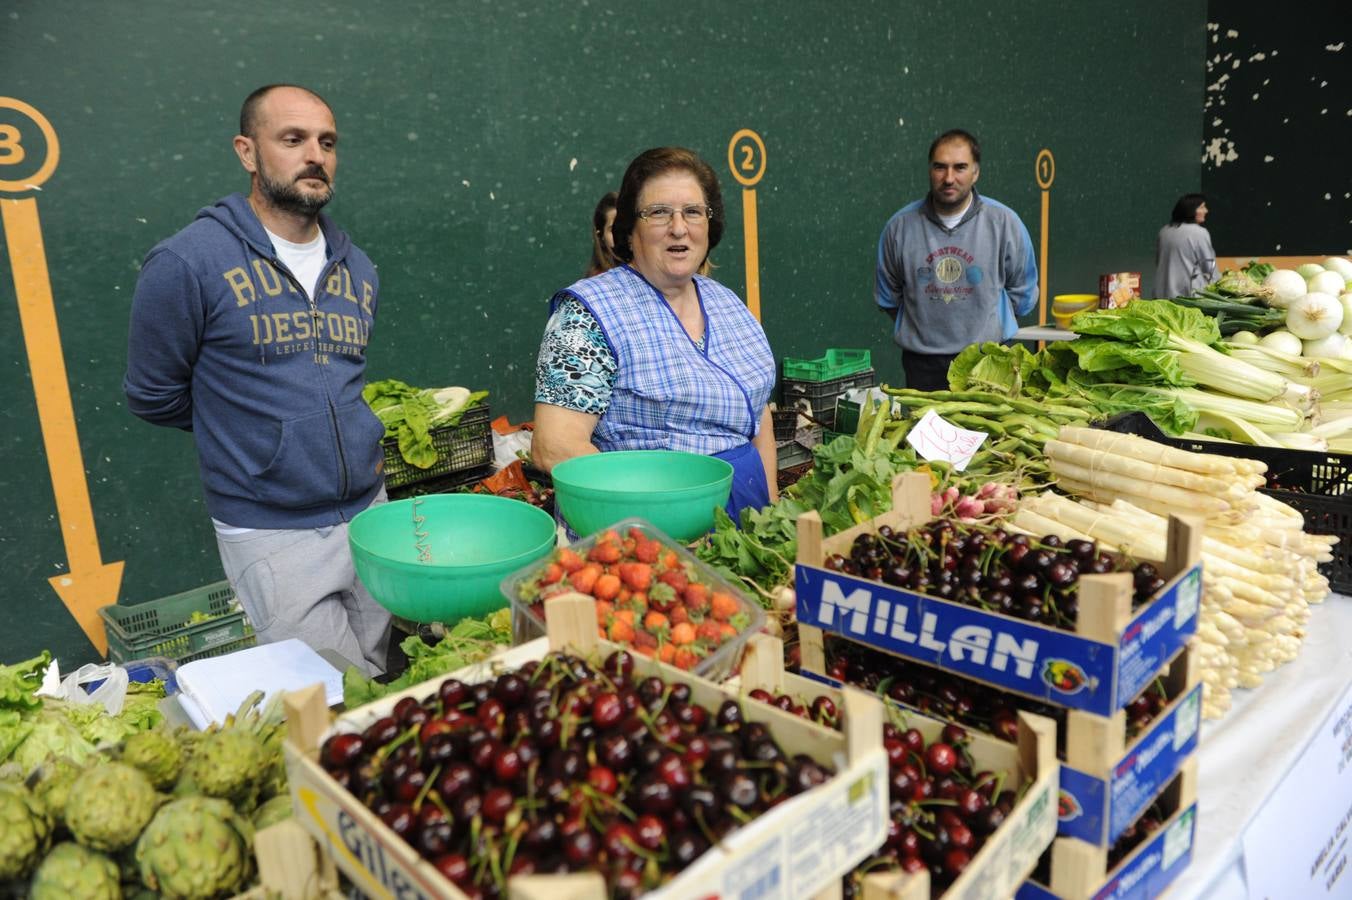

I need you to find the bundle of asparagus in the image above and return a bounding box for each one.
[1015,426,1337,719]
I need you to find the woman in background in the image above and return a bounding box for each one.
[585,191,619,276]
[1155,193,1216,298]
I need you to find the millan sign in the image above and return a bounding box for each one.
[796,565,1118,715]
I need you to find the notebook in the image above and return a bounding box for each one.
[174,638,343,729]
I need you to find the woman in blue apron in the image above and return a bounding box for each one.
[531,147,778,528]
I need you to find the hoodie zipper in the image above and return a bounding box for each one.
[272,254,351,500]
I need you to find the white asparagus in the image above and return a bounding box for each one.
[1044,439,1247,497]
[1057,425,1267,476]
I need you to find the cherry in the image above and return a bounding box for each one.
[925,742,959,776]
[634,814,667,851]
[364,716,400,748]
[523,817,558,851]
[437,678,468,709]
[431,852,472,888]
[635,776,676,814]
[670,831,708,866]
[379,802,415,837]
[943,847,972,877]
[321,732,365,770]
[603,650,636,682]
[481,786,514,823]
[592,692,625,729]
[563,829,599,866]
[656,753,692,790]
[493,747,522,784]
[603,822,638,861]
[587,765,618,796]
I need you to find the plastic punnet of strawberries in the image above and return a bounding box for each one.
[318,650,834,899]
[516,526,754,670]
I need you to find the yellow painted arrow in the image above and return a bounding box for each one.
[3,196,121,655]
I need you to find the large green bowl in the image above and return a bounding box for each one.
[551,450,733,541]
[349,494,557,623]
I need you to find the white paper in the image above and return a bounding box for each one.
[1241,679,1352,898]
[904,408,989,472]
[174,638,342,729]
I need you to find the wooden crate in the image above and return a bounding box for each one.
[738,635,1060,900]
[283,594,889,900]
[1014,760,1199,900]
[795,472,1204,719]
[231,819,344,900]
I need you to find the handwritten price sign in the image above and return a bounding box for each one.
[905,409,988,472]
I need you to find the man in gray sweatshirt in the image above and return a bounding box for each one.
[875,130,1039,392]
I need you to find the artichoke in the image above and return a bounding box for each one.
[0,781,52,880]
[30,755,84,826]
[30,841,122,900]
[181,729,265,807]
[251,793,293,830]
[136,796,253,899]
[122,729,184,790]
[65,762,160,852]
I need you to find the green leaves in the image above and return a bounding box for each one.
[364,379,488,470]
[1069,299,1222,348]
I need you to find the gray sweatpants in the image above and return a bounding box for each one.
[215,508,393,677]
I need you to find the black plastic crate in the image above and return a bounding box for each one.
[1271,489,1352,592]
[781,370,876,430]
[381,404,493,490]
[772,408,797,442]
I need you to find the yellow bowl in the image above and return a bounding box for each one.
[1052,293,1098,313]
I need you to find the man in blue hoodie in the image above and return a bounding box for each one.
[124,84,391,675]
[875,129,1039,392]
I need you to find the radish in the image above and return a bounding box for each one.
[954,495,985,519]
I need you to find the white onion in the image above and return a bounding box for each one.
[1308,270,1347,297]
[1303,332,1347,359]
[1287,292,1344,340]
[1341,340,1352,361]
[1297,263,1326,280]
[1338,293,1352,336]
[1264,269,1308,308]
[1259,330,1304,355]
[1230,330,1260,345]
[1324,257,1352,281]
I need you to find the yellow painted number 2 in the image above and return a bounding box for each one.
[740,145,755,171]
[0,124,26,164]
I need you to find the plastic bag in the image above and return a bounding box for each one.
[58,663,129,716]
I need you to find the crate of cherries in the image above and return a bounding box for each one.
[284,596,886,900]
[735,634,1059,900]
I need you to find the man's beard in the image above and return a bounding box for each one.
[258,158,334,215]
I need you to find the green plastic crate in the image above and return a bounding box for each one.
[100,581,256,664]
[781,349,871,382]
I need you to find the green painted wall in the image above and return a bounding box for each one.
[0,0,1205,666]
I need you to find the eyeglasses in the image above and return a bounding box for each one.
[636,204,712,227]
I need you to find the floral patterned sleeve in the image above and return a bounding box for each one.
[533,296,617,415]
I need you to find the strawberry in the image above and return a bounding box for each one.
[539,563,564,586]
[589,541,622,564]
[673,648,699,671]
[570,564,602,594]
[683,583,710,615]
[594,599,615,625]
[719,622,738,641]
[632,629,658,650]
[648,583,677,612]
[608,618,636,643]
[657,570,689,594]
[634,539,660,563]
[618,562,653,592]
[660,550,679,570]
[696,620,724,645]
[628,591,648,615]
[658,643,677,665]
[643,611,669,634]
[668,605,690,626]
[593,573,622,603]
[669,622,696,646]
[612,608,636,627]
[557,547,585,574]
[710,591,740,622]
[598,529,621,544]
[631,643,656,658]
[622,537,637,558]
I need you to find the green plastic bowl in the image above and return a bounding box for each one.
[551,450,733,541]
[349,494,557,624]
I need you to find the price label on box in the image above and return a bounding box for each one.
[905,409,988,471]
